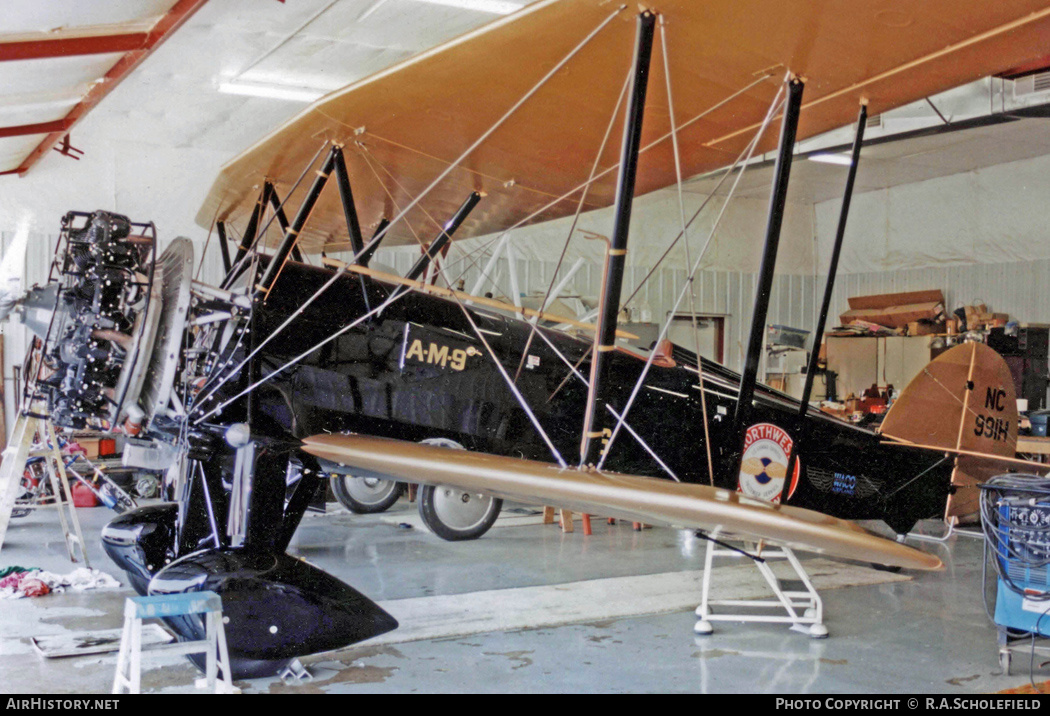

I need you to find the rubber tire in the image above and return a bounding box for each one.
[418,483,502,541]
[330,474,402,514]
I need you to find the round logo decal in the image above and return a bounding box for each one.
[737,423,800,503]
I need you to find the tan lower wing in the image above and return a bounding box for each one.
[302,434,941,571]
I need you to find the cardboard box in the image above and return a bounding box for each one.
[840,301,944,329]
[847,290,945,311]
[967,310,1009,330]
[908,321,944,336]
[964,304,988,327]
[75,438,100,459]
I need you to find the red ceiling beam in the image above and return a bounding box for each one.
[0,33,150,62]
[0,119,71,139]
[8,0,210,177]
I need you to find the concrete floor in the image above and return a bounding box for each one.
[0,497,1043,694]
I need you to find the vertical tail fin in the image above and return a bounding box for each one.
[880,341,1017,520]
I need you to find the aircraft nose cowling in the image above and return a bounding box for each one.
[148,548,398,674]
[101,504,179,596]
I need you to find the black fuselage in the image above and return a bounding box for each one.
[232,259,951,535]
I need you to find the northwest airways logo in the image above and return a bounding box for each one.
[737,423,800,503]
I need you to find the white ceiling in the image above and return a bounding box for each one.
[100,0,536,153]
[0,0,541,172]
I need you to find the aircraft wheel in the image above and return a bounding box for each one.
[418,484,502,541]
[330,474,402,514]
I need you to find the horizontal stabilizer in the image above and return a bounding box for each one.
[302,433,942,571]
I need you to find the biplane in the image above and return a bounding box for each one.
[9,0,1050,678]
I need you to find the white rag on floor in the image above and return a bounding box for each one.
[36,567,121,592]
[0,567,121,599]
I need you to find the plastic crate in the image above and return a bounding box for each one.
[768,324,809,349]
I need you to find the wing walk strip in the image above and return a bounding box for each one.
[342,560,910,648]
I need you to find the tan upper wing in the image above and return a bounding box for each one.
[197,0,1050,253]
[302,433,942,570]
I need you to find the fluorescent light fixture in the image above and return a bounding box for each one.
[217,79,326,103]
[412,0,526,14]
[807,153,853,166]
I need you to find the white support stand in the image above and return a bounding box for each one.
[468,234,509,299]
[693,535,828,639]
[504,242,523,317]
[903,519,983,544]
[0,414,90,565]
[113,592,238,694]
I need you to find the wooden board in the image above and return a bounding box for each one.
[302,433,942,570]
[31,625,173,658]
[197,0,1050,253]
[1017,435,1050,455]
[847,290,946,311]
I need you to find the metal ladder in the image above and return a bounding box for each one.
[0,413,90,565]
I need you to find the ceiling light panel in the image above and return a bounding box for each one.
[411,0,525,13]
[807,153,853,166]
[217,79,326,103]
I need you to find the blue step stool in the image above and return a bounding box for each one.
[112,591,237,694]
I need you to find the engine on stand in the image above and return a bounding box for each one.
[22,211,159,429]
[15,209,397,679]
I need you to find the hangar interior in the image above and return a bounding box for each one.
[3,0,1050,694]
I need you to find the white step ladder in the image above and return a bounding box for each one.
[113,592,238,694]
[693,532,828,639]
[0,413,90,565]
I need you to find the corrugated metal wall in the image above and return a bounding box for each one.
[376,248,824,372]
[376,249,1050,370]
[826,259,1050,327]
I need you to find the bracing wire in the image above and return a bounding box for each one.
[596,76,788,472]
